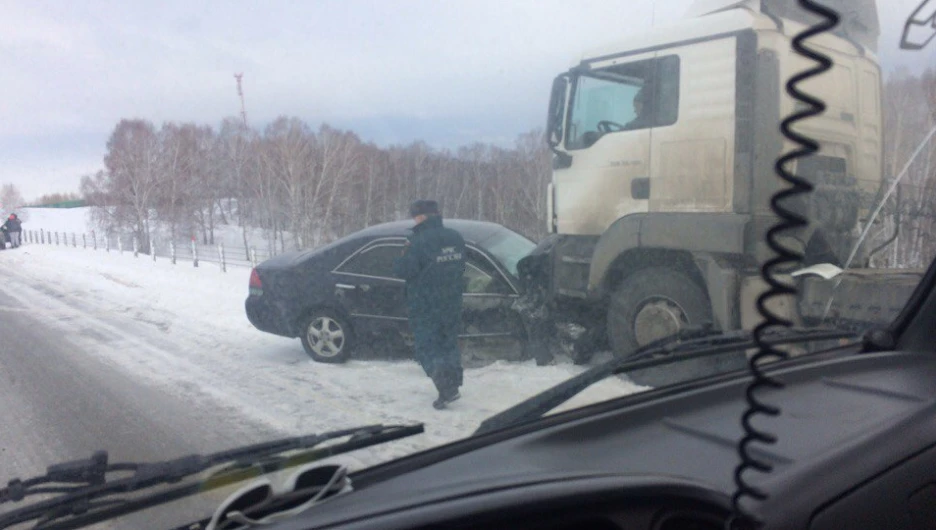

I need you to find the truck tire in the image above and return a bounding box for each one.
[608,268,742,387]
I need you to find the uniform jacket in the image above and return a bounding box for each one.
[392,215,466,322]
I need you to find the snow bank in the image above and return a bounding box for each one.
[17,207,94,234]
[21,206,288,261]
[0,241,648,469]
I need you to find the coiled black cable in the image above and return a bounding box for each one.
[728,1,840,528]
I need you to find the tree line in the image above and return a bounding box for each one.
[871,67,936,269]
[80,117,551,255]
[31,191,82,206]
[0,184,29,221]
[0,187,80,216]
[77,68,934,267]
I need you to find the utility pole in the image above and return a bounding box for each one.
[234,73,248,129]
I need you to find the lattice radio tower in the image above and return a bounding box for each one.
[234,73,248,129]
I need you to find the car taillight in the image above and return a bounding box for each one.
[249,269,263,290]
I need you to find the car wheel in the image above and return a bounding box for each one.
[607,268,739,387]
[300,310,354,363]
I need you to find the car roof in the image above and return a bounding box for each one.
[349,218,506,245]
[259,219,516,272]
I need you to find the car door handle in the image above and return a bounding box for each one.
[360,284,371,292]
[336,283,356,290]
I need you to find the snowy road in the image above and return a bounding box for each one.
[0,287,279,528]
[0,243,646,478]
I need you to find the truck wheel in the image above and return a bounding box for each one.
[300,311,354,363]
[608,268,736,387]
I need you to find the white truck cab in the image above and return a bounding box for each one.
[525,0,900,370]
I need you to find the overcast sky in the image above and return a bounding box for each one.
[1,0,932,200]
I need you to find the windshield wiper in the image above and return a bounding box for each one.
[474,327,858,436]
[0,423,423,530]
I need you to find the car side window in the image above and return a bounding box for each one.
[464,249,512,295]
[337,244,403,279]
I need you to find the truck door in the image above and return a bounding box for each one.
[648,37,736,214]
[555,51,660,236]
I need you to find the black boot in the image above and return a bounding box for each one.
[431,370,460,409]
[432,388,460,410]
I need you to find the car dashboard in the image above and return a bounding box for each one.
[260,347,936,530]
[314,477,731,530]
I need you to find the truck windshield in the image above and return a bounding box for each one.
[565,55,679,150]
[566,73,643,150]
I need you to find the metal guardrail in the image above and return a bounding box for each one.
[18,229,279,272]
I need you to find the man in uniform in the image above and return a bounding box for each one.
[393,200,466,409]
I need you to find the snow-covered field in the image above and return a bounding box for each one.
[0,226,646,468]
[12,207,91,234]
[20,206,302,269]
[19,206,269,245]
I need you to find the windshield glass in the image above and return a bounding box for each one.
[1,1,934,527]
[480,229,537,277]
[566,56,680,149]
[567,74,643,148]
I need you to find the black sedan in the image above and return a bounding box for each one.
[245,219,537,363]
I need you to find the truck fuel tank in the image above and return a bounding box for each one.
[795,266,924,332]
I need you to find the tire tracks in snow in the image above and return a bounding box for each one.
[0,247,637,468]
[0,276,268,429]
[0,266,423,468]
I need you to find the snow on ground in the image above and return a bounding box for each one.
[21,206,282,246]
[16,207,94,234]
[20,206,264,244]
[0,240,647,469]
[21,206,288,263]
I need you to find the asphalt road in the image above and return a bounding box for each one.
[0,288,280,529]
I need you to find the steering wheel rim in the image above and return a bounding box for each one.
[596,120,627,133]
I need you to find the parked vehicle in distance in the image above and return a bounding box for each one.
[246,219,537,363]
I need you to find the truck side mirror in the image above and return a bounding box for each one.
[546,75,568,147]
